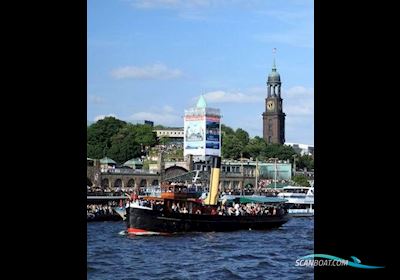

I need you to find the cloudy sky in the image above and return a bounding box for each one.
[88,0,314,145]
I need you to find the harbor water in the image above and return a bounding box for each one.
[87,217,314,280]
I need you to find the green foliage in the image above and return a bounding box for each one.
[221,124,235,135]
[159,136,171,145]
[153,124,165,130]
[87,117,126,159]
[222,134,244,159]
[235,128,250,146]
[292,175,311,187]
[297,154,314,170]
[243,136,266,159]
[261,144,297,161]
[221,125,297,161]
[164,148,184,161]
[87,117,157,164]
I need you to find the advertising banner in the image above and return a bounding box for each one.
[184,115,205,156]
[205,116,221,156]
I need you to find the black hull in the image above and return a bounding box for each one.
[126,207,290,234]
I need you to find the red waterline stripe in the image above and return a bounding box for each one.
[127,227,170,235]
[128,227,150,233]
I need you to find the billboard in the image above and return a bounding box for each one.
[184,115,205,156]
[205,116,221,156]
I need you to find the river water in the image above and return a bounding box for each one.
[87,217,313,280]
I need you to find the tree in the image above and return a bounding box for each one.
[221,134,244,159]
[261,143,297,161]
[134,124,157,148]
[159,136,171,146]
[108,124,157,163]
[297,154,314,170]
[87,117,157,163]
[87,117,127,159]
[243,136,266,159]
[292,175,311,187]
[221,124,235,135]
[107,125,141,163]
[235,128,250,146]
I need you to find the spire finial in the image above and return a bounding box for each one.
[272,48,277,71]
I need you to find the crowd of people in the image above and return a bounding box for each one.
[127,195,285,217]
[169,201,284,217]
[87,201,119,219]
[215,202,285,216]
[87,186,136,195]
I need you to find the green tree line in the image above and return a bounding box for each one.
[87,117,157,164]
[220,124,311,165]
[87,117,313,167]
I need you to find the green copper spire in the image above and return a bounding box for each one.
[268,47,280,82]
[272,48,277,71]
[196,95,207,108]
[272,58,277,71]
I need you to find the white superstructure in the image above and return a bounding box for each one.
[277,186,314,216]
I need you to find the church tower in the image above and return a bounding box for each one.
[262,55,286,144]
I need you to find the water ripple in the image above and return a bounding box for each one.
[88,218,314,280]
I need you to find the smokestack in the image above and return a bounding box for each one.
[204,156,221,205]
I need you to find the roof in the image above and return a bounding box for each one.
[100,157,116,164]
[196,95,207,108]
[124,158,143,165]
[87,157,94,161]
[154,127,183,131]
[268,58,281,82]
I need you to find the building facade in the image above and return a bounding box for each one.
[285,143,314,156]
[154,127,184,139]
[262,58,286,144]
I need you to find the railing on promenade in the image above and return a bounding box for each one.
[87,192,124,197]
[100,169,159,175]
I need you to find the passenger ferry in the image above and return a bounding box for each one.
[125,156,290,235]
[277,186,314,217]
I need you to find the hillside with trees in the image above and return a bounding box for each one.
[87,117,313,167]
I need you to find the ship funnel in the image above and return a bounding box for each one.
[203,156,221,205]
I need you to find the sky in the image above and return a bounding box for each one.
[88,0,314,145]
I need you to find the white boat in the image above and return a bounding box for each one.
[277,186,314,217]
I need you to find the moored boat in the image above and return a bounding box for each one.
[277,186,314,217]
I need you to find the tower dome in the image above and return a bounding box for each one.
[267,59,281,83]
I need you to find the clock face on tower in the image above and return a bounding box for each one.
[267,100,275,111]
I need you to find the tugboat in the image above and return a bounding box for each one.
[126,156,290,235]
